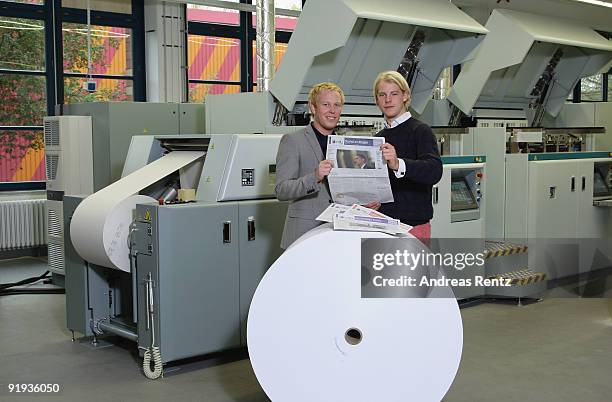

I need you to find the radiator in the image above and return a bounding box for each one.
[0,199,47,250]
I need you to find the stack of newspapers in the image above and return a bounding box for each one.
[316,204,412,235]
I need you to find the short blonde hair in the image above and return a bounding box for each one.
[308,82,345,106]
[373,71,411,110]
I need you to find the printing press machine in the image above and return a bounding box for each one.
[64,134,288,374]
[422,8,612,297]
[60,0,497,376]
[61,0,612,376]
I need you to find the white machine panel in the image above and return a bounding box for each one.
[270,0,486,112]
[431,161,485,238]
[218,135,282,201]
[44,115,93,276]
[43,116,94,195]
[527,160,578,238]
[447,9,612,124]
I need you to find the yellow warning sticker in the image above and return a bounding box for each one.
[144,210,151,221]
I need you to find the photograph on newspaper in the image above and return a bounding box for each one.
[325,135,394,205]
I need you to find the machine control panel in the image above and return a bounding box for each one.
[450,167,483,223]
[241,169,255,186]
[451,178,479,211]
[134,220,153,256]
[593,162,612,199]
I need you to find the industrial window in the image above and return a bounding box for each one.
[61,0,132,14]
[62,23,134,103]
[0,129,44,184]
[186,0,299,101]
[0,16,47,126]
[187,3,240,26]
[0,74,47,126]
[251,41,288,84]
[0,13,47,187]
[189,82,241,102]
[187,34,241,102]
[0,0,144,190]
[189,35,241,82]
[0,17,45,71]
[433,67,452,100]
[1,0,43,4]
[250,0,299,85]
[251,0,300,32]
[581,74,603,101]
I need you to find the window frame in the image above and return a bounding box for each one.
[55,0,145,105]
[186,0,296,99]
[0,0,145,191]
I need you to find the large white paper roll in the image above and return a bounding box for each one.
[248,226,463,402]
[70,151,204,272]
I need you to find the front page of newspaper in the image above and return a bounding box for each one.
[326,135,394,205]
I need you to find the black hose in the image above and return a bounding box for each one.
[0,288,64,296]
[0,270,52,291]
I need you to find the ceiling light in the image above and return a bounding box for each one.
[571,0,612,8]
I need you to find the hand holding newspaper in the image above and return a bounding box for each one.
[325,135,394,205]
[316,203,412,235]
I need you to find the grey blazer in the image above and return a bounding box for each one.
[275,125,333,249]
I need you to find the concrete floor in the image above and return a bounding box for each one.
[1,256,612,402]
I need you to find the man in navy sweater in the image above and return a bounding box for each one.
[373,70,442,241]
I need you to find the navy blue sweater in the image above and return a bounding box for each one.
[376,118,442,226]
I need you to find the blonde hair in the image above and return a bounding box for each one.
[373,71,411,110]
[308,82,345,106]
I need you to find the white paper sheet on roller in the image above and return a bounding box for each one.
[247,225,463,402]
[70,151,205,272]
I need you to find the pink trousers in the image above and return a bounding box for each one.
[409,222,431,246]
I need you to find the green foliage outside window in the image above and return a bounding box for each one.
[0,18,124,161]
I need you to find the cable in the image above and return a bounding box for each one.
[0,270,51,291]
[142,302,163,379]
[143,344,163,379]
[0,288,64,296]
[142,272,163,380]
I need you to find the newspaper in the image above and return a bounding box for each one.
[316,203,412,235]
[315,203,350,223]
[325,135,394,205]
[333,214,401,235]
[344,204,413,234]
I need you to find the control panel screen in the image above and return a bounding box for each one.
[593,170,610,197]
[451,178,478,211]
[241,169,255,186]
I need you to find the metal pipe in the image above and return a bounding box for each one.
[255,0,275,91]
[98,321,138,342]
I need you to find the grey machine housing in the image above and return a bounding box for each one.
[65,134,288,363]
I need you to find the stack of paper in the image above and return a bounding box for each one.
[316,203,412,235]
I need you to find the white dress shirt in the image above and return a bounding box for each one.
[383,112,412,178]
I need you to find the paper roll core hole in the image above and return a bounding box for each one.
[345,328,362,345]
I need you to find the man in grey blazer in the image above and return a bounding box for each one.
[275,82,344,249]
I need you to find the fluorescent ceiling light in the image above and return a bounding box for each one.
[571,0,612,8]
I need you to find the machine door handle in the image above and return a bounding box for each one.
[432,186,439,204]
[247,216,255,241]
[571,176,576,192]
[582,176,586,191]
[223,221,232,243]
